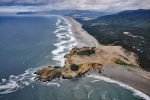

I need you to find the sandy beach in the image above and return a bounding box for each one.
[66,16,150,96]
[99,65,150,96]
[66,16,100,48]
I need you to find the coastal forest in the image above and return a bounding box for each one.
[76,9,150,71]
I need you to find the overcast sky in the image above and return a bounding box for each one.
[0,0,150,12]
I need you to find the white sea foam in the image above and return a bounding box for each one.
[52,16,77,66]
[46,82,60,87]
[56,34,66,39]
[91,80,100,83]
[0,80,20,94]
[88,74,150,100]
[0,67,62,95]
[88,89,94,99]
[1,79,7,83]
[0,68,37,94]
[56,18,62,26]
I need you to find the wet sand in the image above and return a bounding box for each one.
[100,65,150,96]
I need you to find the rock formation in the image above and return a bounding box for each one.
[35,47,139,81]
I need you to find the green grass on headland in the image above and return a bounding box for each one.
[114,58,136,67]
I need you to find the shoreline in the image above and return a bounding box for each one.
[65,16,150,96]
[65,16,100,48]
[98,65,150,96]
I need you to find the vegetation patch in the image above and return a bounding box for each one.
[114,58,135,67]
[77,49,95,56]
[70,64,79,71]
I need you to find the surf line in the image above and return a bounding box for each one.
[88,74,150,100]
[51,16,77,66]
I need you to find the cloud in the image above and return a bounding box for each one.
[0,0,48,5]
[0,0,149,12]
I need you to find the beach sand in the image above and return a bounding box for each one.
[99,65,150,96]
[66,16,100,48]
[66,16,150,96]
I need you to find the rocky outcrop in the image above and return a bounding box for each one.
[35,66,62,81]
[35,47,139,82]
[36,62,102,81]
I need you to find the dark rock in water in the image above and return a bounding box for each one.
[54,66,61,68]
[34,72,38,75]
[36,69,45,75]
[37,68,62,82]
[47,66,52,68]
[47,70,62,81]
[77,71,87,77]
[99,70,102,73]
[35,63,102,82]
[62,75,73,79]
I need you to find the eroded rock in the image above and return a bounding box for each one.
[35,47,138,82]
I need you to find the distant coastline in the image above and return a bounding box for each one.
[65,16,150,96]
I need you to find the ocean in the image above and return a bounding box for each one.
[0,15,149,100]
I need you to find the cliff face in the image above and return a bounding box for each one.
[35,47,139,82]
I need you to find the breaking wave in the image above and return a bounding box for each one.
[0,68,36,94]
[51,16,77,66]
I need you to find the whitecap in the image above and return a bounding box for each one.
[91,80,100,83]
[40,82,60,87]
[88,89,94,99]
[51,16,77,66]
[47,82,60,87]
[56,18,62,26]
[0,68,37,94]
[0,80,19,94]
[1,79,7,83]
